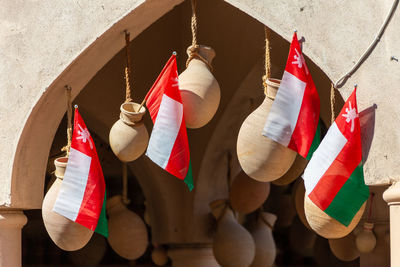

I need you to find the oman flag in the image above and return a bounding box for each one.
[145,54,194,191]
[53,107,108,237]
[303,87,369,226]
[263,32,320,160]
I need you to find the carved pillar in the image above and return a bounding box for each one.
[383,182,400,267]
[168,245,219,267]
[0,211,27,267]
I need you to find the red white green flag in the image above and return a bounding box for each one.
[303,87,369,226]
[53,107,108,237]
[145,54,194,191]
[263,32,321,160]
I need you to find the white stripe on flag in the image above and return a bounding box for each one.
[263,71,306,146]
[146,94,183,169]
[303,122,347,194]
[53,148,91,221]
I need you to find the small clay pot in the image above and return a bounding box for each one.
[237,78,297,182]
[272,154,307,186]
[355,222,376,253]
[109,102,149,162]
[68,233,107,266]
[152,246,169,266]
[292,179,311,230]
[329,233,360,261]
[42,157,93,251]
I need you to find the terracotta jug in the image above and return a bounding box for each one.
[229,171,270,214]
[179,45,220,129]
[42,157,93,251]
[68,233,107,266]
[107,195,148,260]
[152,246,169,266]
[355,222,376,253]
[304,195,365,239]
[292,179,311,230]
[272,154,307,186]
[329,233,360,261]
[250,212,277,267]
[210,199,255,267]
[109,102,149,162]
[236,78,296,182]
[289,216,316,257]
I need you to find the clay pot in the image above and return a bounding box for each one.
[236,78,297,182]
[289,216,316,257]
[304,195,366,239]
[229,171,270,214]
[210,199,255,267]
[292,179,311,230]
[275,193,296,228]
[250,212,277,267]
[179,45,220,129]
[68,233,107,266]
[109,102,149,162]
[355,222,376,253]
[152,247,169,266]
[272,154,307,186]
[107,195,148,260]
[329,233,360,261]
[42,157,93,251]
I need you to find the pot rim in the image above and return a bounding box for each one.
[54,157,68,167]
[120,102,146,115]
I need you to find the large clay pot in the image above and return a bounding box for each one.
[107,195,148,260]
[229,171,270,214]
[109,102,149,162]
[250,212,277,267]
[355,222,376,253]
[152,246,169,266]
[210,199,255,267]
[236,78,297,182]
[179,45,220,128]
[272,154,308,186]
[68,233,107,266]
[42,157,93,251]
[292,179,311,230]
[289,216,316,257]
[329,233,360,261]
[304,195,366,239]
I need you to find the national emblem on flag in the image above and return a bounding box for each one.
[303,87,369,226]
[263,32,321,160]
[145,54,194,191]
[53,107,108,237]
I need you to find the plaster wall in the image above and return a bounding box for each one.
[0,0,399,209]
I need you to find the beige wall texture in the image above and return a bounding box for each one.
[0,0,399,212]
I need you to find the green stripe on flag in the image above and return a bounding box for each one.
[184,161,194,191]
[95,191,109,237]
[306,120,321,160]
[324,164,370,226]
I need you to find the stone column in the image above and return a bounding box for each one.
[383,182,400,267]
[0,211,27,267]
[168,245,220,267]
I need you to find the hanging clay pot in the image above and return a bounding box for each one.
[355,222,376,253]
[210,199,255,267]
[329,233,360,261]
[109,102,149,162]
[292,179,311,230]
[304,195,366,239]
[229,171,270,214]
[289,216,316,257]
[272,154,308,186]
[179,45,220,128]
[250,212,277,267]
[42,157,93,251]
[107,195,148,260]
[68,233,107,266]
[152,246,169,266]
[237,78,297,182]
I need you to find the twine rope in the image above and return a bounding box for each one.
[263,27,274,100]
[330,83,335,125]
[122,162,131,205]
[61,86,73,157]
[367,192,375,222]
[186,0,213,71]
[124,31,133,103]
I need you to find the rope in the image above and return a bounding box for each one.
[124,31,133,103]
[330,83,335,125]
[185,0,213,71]
[122,162,131,205]
[334,0,399,88]
[367,192,375,222]
[262,27,274,99]
[61,86,73,157]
